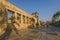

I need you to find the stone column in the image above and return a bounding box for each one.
[28,18,30,24]
[12,12,17,22]
[27,17,28,24]
[29,18,31,24]
[23,16,25,24]
[21,15,23,23]
[25,16,27,24]
[19,15,21,23]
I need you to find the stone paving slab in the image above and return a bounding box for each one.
[0,28,60,40]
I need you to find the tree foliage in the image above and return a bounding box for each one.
[52,10,60,26]
[52,10,60,22]
[53,11,60,18]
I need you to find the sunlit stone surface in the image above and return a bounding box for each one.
[0,2,7,36]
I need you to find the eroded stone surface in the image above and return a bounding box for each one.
[0,3,7,36]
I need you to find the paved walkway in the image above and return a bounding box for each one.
[0,26,60,40]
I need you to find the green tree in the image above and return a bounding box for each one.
[52,10,60,26]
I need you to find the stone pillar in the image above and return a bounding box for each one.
[12,12,17,21]
[25,16,27,24]
[0,1,7,36]
[23,15,25,24]
[27,17,28,24]
[29,18,31,24]
[28,18,30,24]
[21,15,23,23]
[19,15,21,23]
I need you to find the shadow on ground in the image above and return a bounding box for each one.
[0,24,41,40]
[0,24,12,40]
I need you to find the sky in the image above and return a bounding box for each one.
[8,0,60,21]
